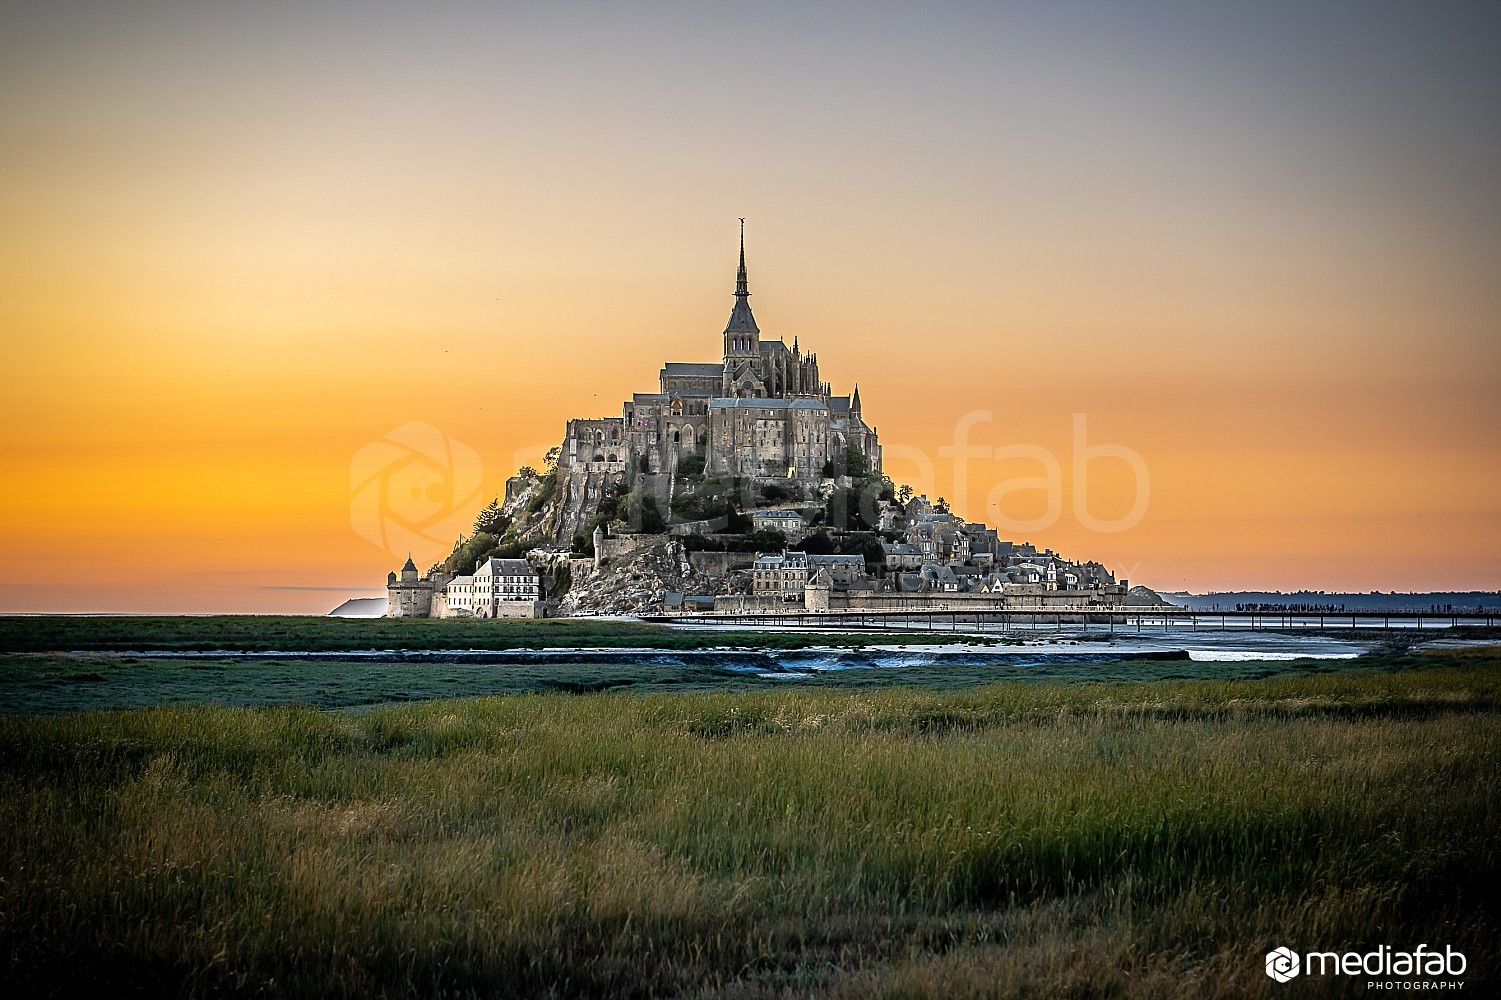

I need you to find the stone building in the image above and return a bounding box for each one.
[751,549,867,600]
[385,555,539,618]
[750,509,808,541]
[558,224,881,484]
[387,555,437,617]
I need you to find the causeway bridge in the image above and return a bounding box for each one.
[640,607,1499,634]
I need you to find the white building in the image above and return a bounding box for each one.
[470,557,541,617]
[434,558,541,618]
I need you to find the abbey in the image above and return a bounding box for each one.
[558,225,881,482]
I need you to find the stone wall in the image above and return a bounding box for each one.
[709,586,1127,615]
[561,417,628,471]
[596,533,670,564]
[686,551,757,579]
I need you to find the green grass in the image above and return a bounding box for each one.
[2,655,1497,997]
[0,650,1424,716]
[0,614,999,653]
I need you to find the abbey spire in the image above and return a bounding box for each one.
[723,218,759,339]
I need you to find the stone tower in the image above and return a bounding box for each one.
[722,219,762,395]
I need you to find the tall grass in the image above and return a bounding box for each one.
[2,662,1498,997]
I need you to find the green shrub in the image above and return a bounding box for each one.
[619,489,666,533]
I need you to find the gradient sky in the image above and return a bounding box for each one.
[3,1,1499,612]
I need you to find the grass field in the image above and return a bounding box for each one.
[0,651,1376,715]
[0,614,990,653]
[2,650,1497,997]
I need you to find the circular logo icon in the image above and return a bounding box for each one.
[350,422,484,563]
[1265,947,1301,982]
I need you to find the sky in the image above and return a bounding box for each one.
[2,0,1499,612]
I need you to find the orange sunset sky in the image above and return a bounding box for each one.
[2,2,1499,613]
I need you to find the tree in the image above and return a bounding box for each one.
[759,482,790,505]
[936,496,949,514]
[843,446,869,481]
[897,484,914,504]
[619,488,666,533]
[543,447,561,472]
[725,506,752,534]
[824,485,877,531]
[837,531,885,565]
[796,530,836,555]
[473,498,508,536]
[517,465,538,478]
[678,453,706,478]
[442,531,499,576]
[741,527,788,551]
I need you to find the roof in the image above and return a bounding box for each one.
[476,558,536,575]
[662,362,723,377]
[632,393,666,403]
[753,509,803,519]
[401,554,417,572]
[808,553,865,566]
[709,397,828,410]
[758,340,790,357]
[829,396,850,414]
[724,297,759,334]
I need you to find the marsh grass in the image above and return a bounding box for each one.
[0,615,992,654]
[2,660,1498,997]
[0,651,1393,716]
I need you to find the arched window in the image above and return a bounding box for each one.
[607,453,617,463]
[673,430,681,444]
[670,399,683,416]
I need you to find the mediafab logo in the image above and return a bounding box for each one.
[1265,944,1468,987]
[1266,947,1300,982]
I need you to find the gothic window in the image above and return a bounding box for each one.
[670,400,683,416]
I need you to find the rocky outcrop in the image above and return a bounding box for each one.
[559,538,719,615]
[1126,585,1178,607]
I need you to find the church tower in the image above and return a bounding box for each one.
[722,220,763,396]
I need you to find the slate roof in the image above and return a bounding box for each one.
[724,297,759,334]
[662,362,724,377]
[475,558,537,576]
[709,397,828,410]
